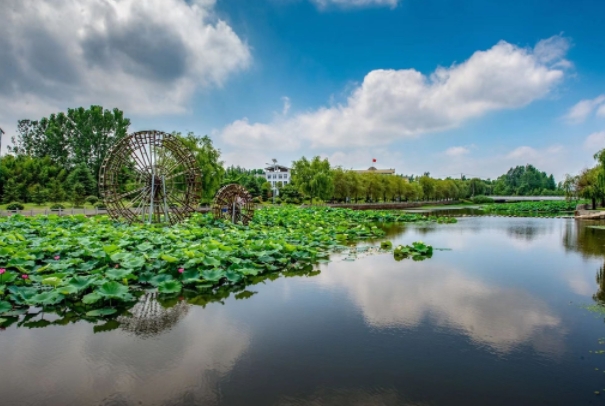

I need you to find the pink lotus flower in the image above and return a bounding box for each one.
[178,268,184,274]
[0,269,5,275]
[54,256,60,260]
[21,274,28,280]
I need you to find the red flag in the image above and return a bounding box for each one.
[372,158,376,163]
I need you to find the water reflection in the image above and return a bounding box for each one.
[317,256,564,355]
[562,220,605,258]
[6,217,605,405]
[506,223,554,241]
[117,293,190,337]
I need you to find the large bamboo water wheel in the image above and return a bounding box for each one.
[212,184,255,225]
[99,131,201,225]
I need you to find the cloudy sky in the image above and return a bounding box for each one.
[1,0,605,180]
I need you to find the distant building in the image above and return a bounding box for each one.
[264,164,291,195]
[353,166,396,175]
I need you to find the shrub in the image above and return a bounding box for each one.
[50,204,65,210]
[94,203,106,209]
[252,196,262,204]
[273,197,282,205]
[471,195,495,204]
[85,196,99,205]
[6,202,24,211]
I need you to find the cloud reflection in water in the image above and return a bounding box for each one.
[317,254,564,355]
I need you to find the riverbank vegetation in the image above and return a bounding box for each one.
[480,200,582,215]
[0,207,455,321]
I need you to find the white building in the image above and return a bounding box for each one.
[264,164,291,195]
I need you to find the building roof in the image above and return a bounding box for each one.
[353,167,396,175]
[265,164,290,172]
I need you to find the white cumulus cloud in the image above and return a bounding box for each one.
[584,131,605,150]
[220,36,570,151]
[0,0,251,129]
[564,95,605,123]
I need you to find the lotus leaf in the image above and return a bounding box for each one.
[161,254,178,263]
[181,269,201,284]
[82,291,103,304]
[225,270,243,283]
[0,271,18,284]
[110,252,128,263]
[201,269,225,282]
[202,256,221,267]
[158,280,182,294]
[239,268,261,276]
[67,275,97,291]
[86,308,117,317]
[120,257,146,269]
[97,282,130,301]
[27,291,64,306]
[56,285,79,295]
[42,277,63,287]
[149,274,173,286]
[0,300,12,313]
[106,267,133,280]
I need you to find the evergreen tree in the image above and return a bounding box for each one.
[71,182,87,208]
[2,178,22,203]
[48,179,66,203]
[29,184,48,205]
[66,164,97,197]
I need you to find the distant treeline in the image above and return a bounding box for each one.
[0,105,562,207]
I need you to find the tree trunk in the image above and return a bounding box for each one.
[593,197,597,210]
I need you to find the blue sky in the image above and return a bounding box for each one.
[1,0,605,180]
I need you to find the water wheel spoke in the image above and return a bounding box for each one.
[99,131,200,224]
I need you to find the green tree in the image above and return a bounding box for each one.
[291,156,333,203]
[48,179,66,203]
[66,163,97,197]
[29,184,48,205]
[10,106,130,181]
[418,176,435,200]
[2,178,22,203]
[71,182,87,208]
[361,173,383,202]
[176,133,225,201]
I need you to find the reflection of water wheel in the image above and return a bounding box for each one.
[99,130,201,225]
[212,184,255,225]
[117,293,189,337]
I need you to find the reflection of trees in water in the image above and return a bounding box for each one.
[594,263,605,304]
[506,225,547,241]
[562,220,605,258]
[118,293,190,337]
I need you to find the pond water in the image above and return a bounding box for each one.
[3,217,605,405]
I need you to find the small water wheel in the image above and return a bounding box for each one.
[212,184,255,225]
[99,130,201,225]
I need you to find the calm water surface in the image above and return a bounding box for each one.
[3,217,605,405]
